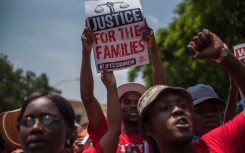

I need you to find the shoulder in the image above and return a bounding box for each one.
[194,113,245,152]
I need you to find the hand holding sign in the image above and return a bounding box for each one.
[101,70,117,89]
[139,18,156,50]
[81,24,94,53]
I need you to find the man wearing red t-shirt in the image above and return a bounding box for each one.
[87,83,153,153]
[80,18,166,153]
[137,29,245,153]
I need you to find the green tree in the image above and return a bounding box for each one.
[0,54,60,113]
[128,0,245,100]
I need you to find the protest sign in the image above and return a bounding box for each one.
[233,43,245,64]
[233,43,245,109]
[84,0,149,73]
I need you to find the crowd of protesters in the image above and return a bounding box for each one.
[1,18,245,153]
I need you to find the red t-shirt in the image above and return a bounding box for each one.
[87,116,108,146]
[117,133,153,153]
[88,116,153,153]
[194,113,245,153]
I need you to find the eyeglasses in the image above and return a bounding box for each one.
[21,115,60,128]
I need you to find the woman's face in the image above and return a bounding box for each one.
[19,97,69,153]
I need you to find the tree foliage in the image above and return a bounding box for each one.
[128,0,245,100]
[0,54,60,113]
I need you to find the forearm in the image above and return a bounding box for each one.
[151,47,166,85]
[106,85,121,132]
[80,50,104,130]
[220,52,245,96]
[223,85,238,122]
[139,22,166,85]
[80,51,95,101]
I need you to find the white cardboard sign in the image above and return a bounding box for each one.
[233,43,245,64]
[84,0,149,73]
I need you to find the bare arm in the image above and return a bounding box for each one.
[99,71,121,153]
[223,76,238,122]
[220,54,245,116]
[187,29,245,116]
[80,27,104,131]
[139,18,166,85]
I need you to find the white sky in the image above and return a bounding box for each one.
[0,0,182,103]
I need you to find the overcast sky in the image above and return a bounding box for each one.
[0,0,181,103]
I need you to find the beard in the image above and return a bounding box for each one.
[123,115,139,126]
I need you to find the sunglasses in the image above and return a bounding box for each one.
[21,115,60,128]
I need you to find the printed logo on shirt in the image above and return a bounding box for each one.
[118,140,150,153]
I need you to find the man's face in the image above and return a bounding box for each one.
[120,91,142,125]
[193,100,222,136]
[147,91,193,143]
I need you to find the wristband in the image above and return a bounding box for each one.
[214,43,229,63]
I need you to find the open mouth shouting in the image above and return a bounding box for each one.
[175,117,190,128]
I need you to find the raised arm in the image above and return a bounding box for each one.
[139,18,166,85]
[187,29,245,115]
[223,76,239,122]
[99,71,121,153]
[80,26,104,131]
